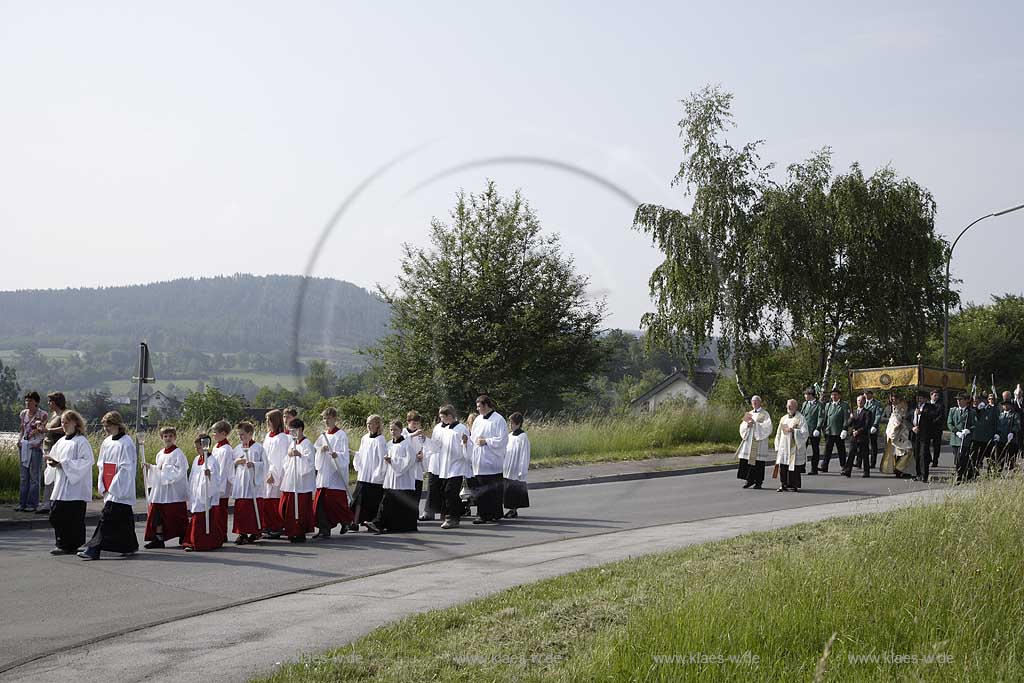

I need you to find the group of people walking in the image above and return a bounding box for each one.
[18,392,533,559]
[736,385,1024,491]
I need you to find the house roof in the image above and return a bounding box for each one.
[630,370,718,405]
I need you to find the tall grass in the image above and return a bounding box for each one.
[255,477,1024,683]
[0,404,739,501]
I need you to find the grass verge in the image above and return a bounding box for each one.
[254,477,1023,683]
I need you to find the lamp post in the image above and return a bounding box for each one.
[943,203,1024,370]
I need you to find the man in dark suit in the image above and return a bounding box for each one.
[844,395,874,478]
[928,389,945,467]
[911,391,941,483]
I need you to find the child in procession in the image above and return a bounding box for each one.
[232,421,266,545]
[182,433,223,552]
[365,419,418,534]
[312,407,354,539]
[209,421,235,543]
[260,409,289,539]
[350,414,387,532]
[143,426,189,549]
[502,412,531,518]
[45,410,94,555]
[279,418,316,543]
[402,411,429,518]
[79,411,139,560]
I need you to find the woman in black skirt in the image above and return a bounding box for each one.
[502,412,531,518]
[46,410,94,555]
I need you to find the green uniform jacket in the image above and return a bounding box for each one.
[947,406,974,448]
[864,398,883,429]
[998,411,1021,440]
[971,405,999,443]
[824,401,850,436]
[800,400,826,434]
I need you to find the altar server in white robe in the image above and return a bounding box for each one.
[502,412,531,517]
[231,421,267,544]
[312,407,353,539]
[143,426,189,549]
[183,434,223,552]
[737,395,773,490]
[366,420,418,534]
[351,415,388,531]
[45,410,94,555]
[209,421,235,543]
[428,404,473,529]
[403,411,428,515]
[774,399,808,492]
[260,409,289,538]
[469,394,508,524]
[80,411,139,560]
[280,418,317,543]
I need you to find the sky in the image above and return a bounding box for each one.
[1,1,1022,331]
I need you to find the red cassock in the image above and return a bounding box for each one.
[259,496,284,531]
[215,497,230,541]
[278,492,314,536]
[183,506,224,551]
[313,488,354,526]
[144,501,189,541]
[232,498,261,535]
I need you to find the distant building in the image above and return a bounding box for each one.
[128,390,182,419]
[630,370,718,412]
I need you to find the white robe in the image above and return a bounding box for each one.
[737,408,773,463]
[210,441,235,498]
[402,428,427,481]
[314,429,350,492]
[427,423,472,479]
[504,432,531,482]
[774,412,809,470]
[49,434,94,502]
[470,411,508,476]
[145,447,189,504]
[186,453,222,514]
[383,438,416,491]
[281,437,316,494]
[354,434,388,484]
[97,434,138,506]
[231,442,267,501]
[261,432,290,498]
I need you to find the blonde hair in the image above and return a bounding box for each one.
[321,407,338,419]
[211,420,232,435]
[366,414,382,432]
[101,411,126,430]
[159,426,177,437]
[61,410,86,435]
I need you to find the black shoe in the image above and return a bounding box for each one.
[347,523,360,532]
[418,513,435,522]
[742,481,754,489]
[234,536,248,545]
[36,507,50,515]
[77,548,100,561]
[862,472,870,478]
[364,521,381,534]
[504,510,518,518]
[807,469,818,475]
[337,525,347,534]
[842,470,851,478]
[472,517,490,524]
[144,539,165,550]
[776,486,786,492]
[288,535,306,543]
[50,547,72,555]
[819,467,829,473]
[753,483,762,489]
[265,530,282,539]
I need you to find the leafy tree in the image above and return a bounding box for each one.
[305,360,338,398]
[0,360,20,430]
[74,389,120,423]
[633,85,950,398]
[924,294,1024,387]
[375,180,606,414]
[180,386,246,428]
[252,385,305,410]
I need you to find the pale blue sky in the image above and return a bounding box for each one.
[1,1,1021,329]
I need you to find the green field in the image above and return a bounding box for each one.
[101,371,299,396]
[255,477,1023,683]
[0,347,83,360]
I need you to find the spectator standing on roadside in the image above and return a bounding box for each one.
[16,391,47,513]
[38,392,67,515]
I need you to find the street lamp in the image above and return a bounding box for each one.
[943,202,1024,370]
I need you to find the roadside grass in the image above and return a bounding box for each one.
[1,405,738,501]
[254,477,1024,683]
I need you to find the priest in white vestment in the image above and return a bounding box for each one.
[774,399,808,492]
[737,395,773,489]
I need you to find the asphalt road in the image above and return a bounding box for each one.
[0,460,945,674]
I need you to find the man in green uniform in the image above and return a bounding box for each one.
[863,389,883,469]
[800,387,826,475]
[822,388,850,472]
[997,398,1021,473]
[971,393,999,474]
[948,392,974,482]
